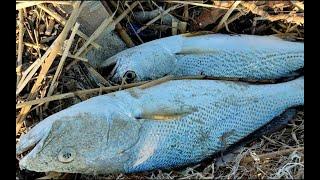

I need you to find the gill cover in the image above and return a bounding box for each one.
[18,111,142,174]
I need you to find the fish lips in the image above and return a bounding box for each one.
[16,120,54,156]
[17,126,52,171]
[17,114,65,171]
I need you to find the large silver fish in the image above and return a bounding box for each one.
[17,77,304,174]
[101,34,304,82]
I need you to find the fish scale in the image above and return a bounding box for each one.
[174,50,303,79]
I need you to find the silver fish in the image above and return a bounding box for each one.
[101,34,304,82]
[17,77,304,174]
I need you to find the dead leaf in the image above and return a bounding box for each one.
[193,8,227,30]
[266,1,292,9]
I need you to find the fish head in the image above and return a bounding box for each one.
[17,97,142,174]
[101,43,178,83]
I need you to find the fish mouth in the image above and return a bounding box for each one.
[16,122,53,156]
[16,116,59,172]
[17,126,52,171]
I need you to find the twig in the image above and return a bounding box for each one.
[84,63,110,86]
[139,75,175,89]
[101,1,135,47]
[16,1,43,10]
[16,2,83,135]
[34,28,41,58]
[45,18,55,36]
[109,1,140,33]
[17,38,86,96]
[214,1,241,32]
[148,1,180,25]
[138,75,210,90]
[37,4,65,25]
[262,135,292,148]
[214,8,246,32]
[291,1,304,11]
[111,1,144,44]
[45,23,80,108]
[16,48,54,96]
[16,0,73,3]
[75,1,139,57]
[65,54,88,62]
[16,74,250,109]
[226,10,247,26]
[22,42,88,62]
[37,4,102,49]
[183,4,189,21]
[127,19,144,44]
[52,2,68,15]
[73,13,114,57]
[115,23,135,48]
[16,81,147,109]
[167,1,229,9]
[240,2,304,25]
[241,147,304,164]
[137,4,182,33]
[24,20,35,44]
[17,58,42,88]
[110,1,124,14]
[268,13,304,25]
[16,1,73,10]
[287,24,299,33]
[17,75,212,109]
[17,9,24,86]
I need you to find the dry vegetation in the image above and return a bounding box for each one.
[16,1,304,179]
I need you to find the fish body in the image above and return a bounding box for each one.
[17,77,304,174]
[102,34,304,82]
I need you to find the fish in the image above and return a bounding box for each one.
[101,33,304,83]
[16,77,304,175]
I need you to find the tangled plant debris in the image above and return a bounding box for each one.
[16,1,304,179]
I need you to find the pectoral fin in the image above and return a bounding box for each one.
[137,105,197,121]
[175,48,219,55]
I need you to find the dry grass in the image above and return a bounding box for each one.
[16,1,304,179]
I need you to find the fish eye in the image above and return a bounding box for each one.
[58,147,76,163]
[123,70,136,83]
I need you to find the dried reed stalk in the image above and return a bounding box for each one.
[214,1,241,32]
[17,9,24,86]
[16,2,83,134]
[16,81,147,109]
[74,1,139,58]
[44,23,80,108]
[37,4,101,49]
[137,4,181,33]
